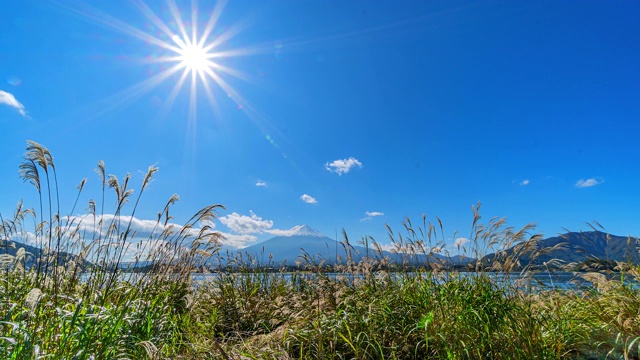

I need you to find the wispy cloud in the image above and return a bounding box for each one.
[519,179,530,186]
[219,210,274,234]
[300,194,318,204]
[377,243,397,253]
[63,214,197,239]
[575,178,603,188]
[361,211,384,221]
[325,157,363,175]
[77,212,262,250]
[17,212,269,257]
[43,214,221,261]
[0,90,27,116]
[256,180,267,187]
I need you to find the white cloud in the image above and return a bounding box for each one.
[211,211,294,248]
[365,211,384,217]
[199,218,216,229]
[325,157,363,175]
[14,210,290,253]
[63,214,195,239]
[9,213,225,262]
[10,231,41,247]
[300,194,318,204]
[519,179,530,186]
[361,211,384,221]
[0,90,27,116]
[453,237,471,248]
[120,239,173,262]
[5,212,275,259]
[377,243,397,253]
[217,232,258,249]
[219,210,274,234]
[575,178,603,188]
[256,180,267,187]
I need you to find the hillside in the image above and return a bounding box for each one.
[217,225,474,268]
[0,239,91,269]
[482,231,640,268]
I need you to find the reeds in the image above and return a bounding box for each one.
[0,140,223,359]
[1,140,640,359]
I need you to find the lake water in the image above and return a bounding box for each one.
[190,271,637,292]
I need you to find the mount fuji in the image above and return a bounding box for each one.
[222,225,469,267]
[230,225,343,266]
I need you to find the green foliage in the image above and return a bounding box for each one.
[2,141,640,359]
[0,140,223,359]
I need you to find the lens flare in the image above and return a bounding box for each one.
[60,0,257,122]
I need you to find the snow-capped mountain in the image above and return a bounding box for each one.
[276,224,326,238]
[229,225,337,265]
[216,225,465,267]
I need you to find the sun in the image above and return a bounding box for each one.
[64,0,254,121]
[171,35,214,76]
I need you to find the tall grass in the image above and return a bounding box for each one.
[180,213,640,359]
[2,140,640,359]
[1,140,223,359]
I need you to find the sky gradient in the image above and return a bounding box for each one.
[1,0,639,251]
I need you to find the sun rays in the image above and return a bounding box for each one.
[61,0,253,123]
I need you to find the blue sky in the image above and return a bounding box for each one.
[1,0,639,250]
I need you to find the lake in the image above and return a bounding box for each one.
[190,271,638,292]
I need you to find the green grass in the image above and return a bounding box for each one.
[1,140,640,359]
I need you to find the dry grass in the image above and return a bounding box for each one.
[1,140,223,359]
[2,140,640,359]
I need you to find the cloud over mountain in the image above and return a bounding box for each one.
[63,214,197,239]
[219,211,273,234]
[35,214,222,262]
[62,213,265,253]
[217,232,258,248]
[454,237,470,248]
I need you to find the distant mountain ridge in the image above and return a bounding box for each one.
[0,240,91,269]
[482,231,640,267]
[5,227,639,270]
[228,226,640,269]
[220,224,472,267]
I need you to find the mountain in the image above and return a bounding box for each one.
[221,227,640,270]
[0,239,92,269]
[225,225,348,266]
[0,240,42,267]
[218,225,474,268]
[280,224,326,237]
[482,231,640,268]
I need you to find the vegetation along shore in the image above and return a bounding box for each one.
[1,141,639,359]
